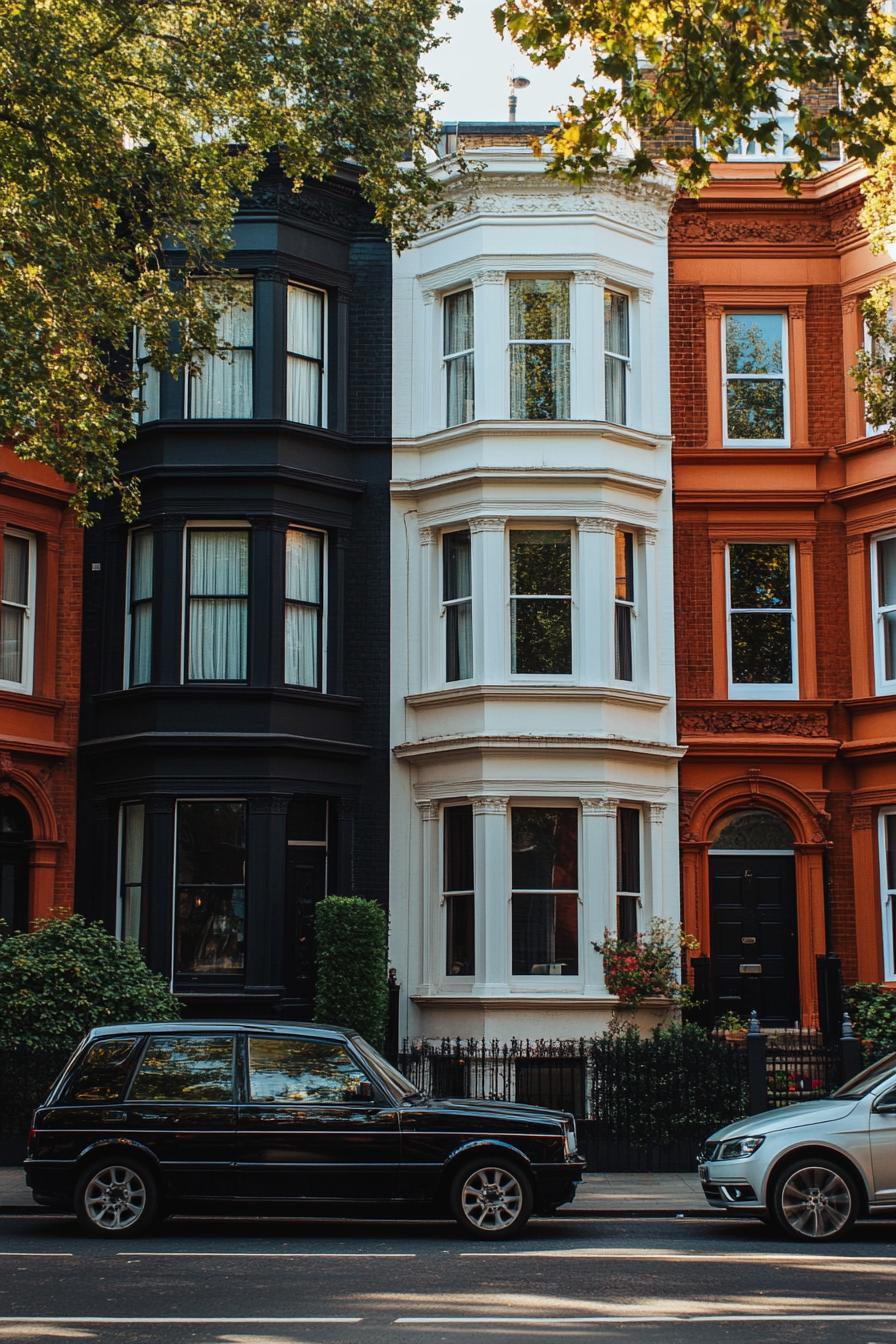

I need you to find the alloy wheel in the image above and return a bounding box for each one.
[779,1165,853,1239]
[460,1166,524,1232]
[83,1164,148,1232]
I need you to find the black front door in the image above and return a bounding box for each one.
[709,854,798,1026]
[285,846,326,1005]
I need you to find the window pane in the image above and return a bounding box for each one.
[509,279,569,341]
[884,611,896,682]
[191,348,253,418]
[510,344,570,419]
[447,602,473,681]
[604,292,630,357]
[287,355,321,425]
[286,530,322,603]
[177,801,245,885]
[131,531,153,602]
[444,290,474,355]
[190,531,248,596]
[0,606,23,683]
[446,892,475,976]
[130,1036,234,1102]
[285,604,318,687]
[725,314,783,374]
[247,1037,368,1103]
[444,805,473,892]
[447,352,474,427]
[615,603,633,680]
[188,598,247,680]
[878,537,896,608]
[615,531,633,602]
[288,286,323,360]
[511,893,578,975]
[66,1038,141,1104]
[617,807,640,893]
[730,612,793,683]
[122,887,142,944]
[175,887,245,973]
[287,795,328,842]
[443,532,471,601]
[123,804,144,886]
[618,894,639,943]
[512,808,578,889]
[726,379,785,440]
[886,814,896,892]
[510,531,571,595]
[512,599,571,674]
[3,536,28,606]
[131,604,152,685]
[729,544,791,609]
[605,354,627,424]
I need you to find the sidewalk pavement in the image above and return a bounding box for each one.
[0,1166,710,1217]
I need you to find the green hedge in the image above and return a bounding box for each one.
[845,982,896,1058]
[313,895,387,1049]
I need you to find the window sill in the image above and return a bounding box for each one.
[95,685,363,708]
[410,992,670,1008]
[407,684,670,709]
[393,419,670,454]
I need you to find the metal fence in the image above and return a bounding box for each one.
[0,1046,71,1163]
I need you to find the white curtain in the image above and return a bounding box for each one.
[285,529,322,687]
[188,530,248,681]
[134,327,160,422]
[129,530,153,685]
[444,290,474,354]
[1,536,28,683]
[287,286,323,425]
[451,602,473,680]
[191,280,254,419]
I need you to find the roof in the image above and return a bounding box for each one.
[87,1020,356,1040]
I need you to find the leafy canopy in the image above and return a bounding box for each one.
[0,0,450,520]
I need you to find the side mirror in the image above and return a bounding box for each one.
[875,1101,896,1115]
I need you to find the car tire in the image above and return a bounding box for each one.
[449,1156,533,1239]
[770,1156,859,1243]
[74,1154,159,1238]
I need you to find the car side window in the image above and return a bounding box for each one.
[64,1037,142,1103]
[129,1035,235,1102]
[247,1037,372,1104]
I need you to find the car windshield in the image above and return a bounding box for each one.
[832,1052,896,1099]
[350,1036,422,1101]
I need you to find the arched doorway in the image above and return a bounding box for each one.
[0,796,32,932]
[708,808,798,1027]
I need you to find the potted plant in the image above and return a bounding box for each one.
[596,918,697,1008]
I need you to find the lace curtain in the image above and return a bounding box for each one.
[287,285,324,425]
[188,529,249,681]
[285,529,322,688]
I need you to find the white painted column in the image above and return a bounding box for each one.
[472,795,510,996]
[472,270,507,420]
[572,270,604,420]
[641,526,658,692]
[576,518,604,685]
[417,526,441,692]
[647,801,666,925]
[470,516,507,683]
[414,799,439,995]
[636,285,654,432]
[581,797,617,996]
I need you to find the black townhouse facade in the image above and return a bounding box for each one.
[76,162,391,1019]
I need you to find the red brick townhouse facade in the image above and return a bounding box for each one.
[671,158,896,1026]
[0,446,82,928]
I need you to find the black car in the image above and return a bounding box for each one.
[25,1020,585,1239]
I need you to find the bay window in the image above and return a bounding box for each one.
[444,289,474,427]
[133,327,160,424]
[175,800,246,979]
[186,527,249,682]
[509,279,570,420]
[285,527,324,689]
[443,530,472,682]
[723,313,788,444]
[614,528,635,681]
[0,530,35,693]
[125,528,153,687]
[287,284,325,426]
[604,291,630,425]
[118,802,145,944]
[510,530,572,675]
[511,807,578,976]
[616,807,642,943]
[882,811,896,982]
[873,533,896,693]
[443,805,474,976]
[187,279,254,419]
[727,542,797,697]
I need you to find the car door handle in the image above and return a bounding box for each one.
[101,1110,127,1124]
[259,1112,299,1122]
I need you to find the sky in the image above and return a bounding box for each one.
[427,0,593,123]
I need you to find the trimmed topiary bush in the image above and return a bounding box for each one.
[0,914,180,1051]
[313,895,388,1049]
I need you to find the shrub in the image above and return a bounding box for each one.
[596,918,697,1005]
[0,914,180,1052]
[844,982,896,1058]
[314,895,388,1049]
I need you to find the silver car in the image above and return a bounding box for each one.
[699,1052,896,1241]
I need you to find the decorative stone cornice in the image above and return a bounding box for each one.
[671,210,833,246]
[705,303,725,321]
[573,270,606,286]
[472,796,510,815]
[443,172,673,239]
[791,305,807,322]
[421,288,436,306]
[639,286,654,305]
[648,802,667,823]
[582,796,618,817]
[471,270,506,287]
[469,515,507,534]
[577,516,617,534]
[679,708,830,738]
[418,526,434,547]
[416,800,439,822]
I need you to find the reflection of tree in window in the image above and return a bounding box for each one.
[510,532,572,674]
[129,1036,234,1102]
[511,808,578,976]
[728,543,793,684]
[175,802,246,976]
[509,280,570,420]
[247,1038,367,1103]
[725,314,785,441]
[68,1038,141,1103]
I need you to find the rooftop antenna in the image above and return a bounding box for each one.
[508,73,530,123]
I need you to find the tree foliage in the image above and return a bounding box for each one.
[0,0,450,520]
[0,914,180,1051]
[313,895,389,1050]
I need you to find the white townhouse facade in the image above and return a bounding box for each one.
[389,133,684,1042]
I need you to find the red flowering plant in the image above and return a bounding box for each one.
[596,918,698,1006]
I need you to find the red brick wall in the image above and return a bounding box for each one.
[669,285,707,451]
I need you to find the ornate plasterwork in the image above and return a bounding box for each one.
[679,708,830,738]
[581,796,618,817]
[448,174,673,238]
[471,270,506,287]
[576,516,617,534]
[573,270,606,286]
[671,212,833,246]
[472,796,510,815]
[416,800,439,822]
[468,515,508,533]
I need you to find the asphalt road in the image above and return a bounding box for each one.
[2,1212,896,1344]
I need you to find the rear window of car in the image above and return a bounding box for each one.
[64,1037,142,1103]
[128,1035,235,1102]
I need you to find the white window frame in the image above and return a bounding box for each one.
[0,528,36,695]
[726,541,798,700]
[116,801,145,944]
[287,281,328,429]
[441,803,475,982]
[508,525,576,681]
[184,276,254,420]
[284,525,328,692]
[508,801,582,987]
[132,326,160,425]
[181,521,250,685]
[123,527,153,689]
[604,288,631,427]
[508,276,572,422]
[442,528,473,685]
[722,312,790,448]
[880,809,896,983]
[443,287,475,428]
[872,531,896,694]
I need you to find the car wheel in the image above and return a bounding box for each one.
[450,1157,533,1239]
[771,1158,858,1242]
[74,1155,158,1237]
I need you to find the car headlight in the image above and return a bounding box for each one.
[718,1135,765,1161]
[562,1120,578,1157]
